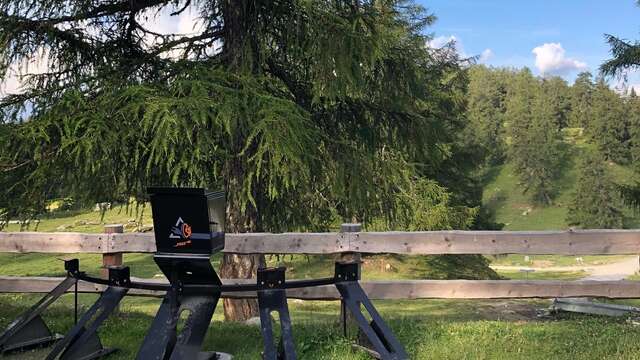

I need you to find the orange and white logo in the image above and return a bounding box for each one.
[181,223,192,238]
[169,217,192,240]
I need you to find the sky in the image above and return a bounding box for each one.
[419,0,640,89]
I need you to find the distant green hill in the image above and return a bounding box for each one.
[483,133,640,230]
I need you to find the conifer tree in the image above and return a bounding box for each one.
[601,1,640,77]
[589,78,629,163]
[569,72,594,128]
[0,1,479,320]
[567,150,624,229]
[465,65,507,165]
[541,76,571,129]
[506,69,562,204]
[628,89,640,172]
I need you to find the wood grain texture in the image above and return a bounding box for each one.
[222,232,349,254]
[2,229,640,255]
[353,230,640,255]
[3,277,640,300]
[0,232,106,253]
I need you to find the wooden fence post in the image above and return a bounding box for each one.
[340,223,362,262]
[102,224,124,279]
[339,223,361,335]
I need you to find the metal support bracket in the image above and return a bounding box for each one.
[0,259,80,354]
[136,255,229,360]
[45,266,129,360]
[334,262,408,360]
[136,287,223,360]
[257,267,296,360]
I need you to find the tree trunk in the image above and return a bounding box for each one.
[219,0,264,322]
[220,187,264,321]
[220,164,264,322]
[220,253,264,321]
[220,0,259,73]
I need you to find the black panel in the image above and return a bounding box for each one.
[148,187,225,255]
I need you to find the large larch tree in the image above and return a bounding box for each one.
[0,1,477,320]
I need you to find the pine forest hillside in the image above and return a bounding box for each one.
[467,65,640,230]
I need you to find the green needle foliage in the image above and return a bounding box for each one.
[506,69,562,205]
[588,78,629,164]
[569,72,594,128]
[601,0,640,78]
[465,65,508,166]
[0,1,477,234]
[628,89,640,172]
[567,150,624,229]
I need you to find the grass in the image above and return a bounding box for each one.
[496,270,586,280]
[3,204,153,233]
[488,254,632,268]
[2,294,640,359]
[626,273,640,281]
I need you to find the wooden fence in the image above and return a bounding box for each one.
[1,226,640,300]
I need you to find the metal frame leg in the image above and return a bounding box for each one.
[45,266,131,360]
[168,293,221,360]
[0,276,74,353]
[136,288,222,360]
[257,267,296,360]
[334,262,408,360]
[45,285,127,360]
[0,259,81,354]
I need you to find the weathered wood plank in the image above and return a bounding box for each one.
[353,230,640,255]
[3,229,640,255]
[223,232,349,254]
[0,232,106,253]
[2,277,640,300]
[0,232,350,254]
[109,232,349,254]
[108,233,155,253]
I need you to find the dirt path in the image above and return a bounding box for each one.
[581,256,639,281]
[491,256,640,281]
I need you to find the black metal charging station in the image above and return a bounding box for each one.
[0,187,408,360]
[137,187,228,360]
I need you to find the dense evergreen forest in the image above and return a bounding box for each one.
[466,66,640,229]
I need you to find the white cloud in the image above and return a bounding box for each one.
[428,36,494,64]
[1,49,51,96]
[1,71,20,95]
[427,35,470,59]
[532,43,587,75]
[479,49,494,63]
[140,6,202,36]
[138,5,207,58]
[618,83,640,95]
[428,35,458,49]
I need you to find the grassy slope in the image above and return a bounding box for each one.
[3,204,154,233]
[482,143,640,231]
[483,140,640,274]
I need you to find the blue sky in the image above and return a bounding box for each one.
[418,0,640,86]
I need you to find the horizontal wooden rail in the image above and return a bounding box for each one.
[1,276,640,300]
[2,229,640,255]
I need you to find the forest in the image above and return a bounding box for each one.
[466,66,640,230]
